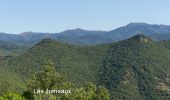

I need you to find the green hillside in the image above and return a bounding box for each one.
[0,48,11,56]
[1,35,170,99]
[0,39,110,89]
[0,66,25,95]
[0,40,28,56]
[160,40,170,49]
[100,35,170,99]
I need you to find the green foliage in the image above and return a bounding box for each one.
[27,61,64,91]
[0,40,28,56]
[1,92,25,100]
[24,61,71,99]
[23,61,110,100]
[0,38,109,88]
[0,67,26,95]
[100,35,170,99]
[159,40,170,49]
[71,82,110,100]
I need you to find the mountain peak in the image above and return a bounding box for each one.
[127,23,149,27]
[20,31,45,36]
[126,22,170,28]
[128,22,148,25]
[73,28,85,31]
[36,38,67,47]
[129,34,152,43]
[20,31,34,35]
[60,28,87,34]
[39,38,54,43]
[132,34,149,39]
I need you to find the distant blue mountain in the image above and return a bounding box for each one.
[106,23,170,41]
[1,23,170,45]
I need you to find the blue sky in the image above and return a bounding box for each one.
[0,0,170,34]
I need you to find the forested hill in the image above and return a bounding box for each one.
[100,34,170,99]
[1,35,170,99]
[0,38,110,92]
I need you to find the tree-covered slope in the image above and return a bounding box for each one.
[159,40,170,49]
[0,39,109,87]
[0,64,26,95]
[0,40,28,56]
[0,48,11,57]
[1,35,170,99]
[100,35,170,100]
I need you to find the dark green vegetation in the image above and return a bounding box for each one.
[1,38,109,85]
[0,40,28,57]
[100,35,170,99]
[160,40,170,49]
[1,34,170,99]
[0,61,110,100]
[1,23,170,45]
[0,38,110,99]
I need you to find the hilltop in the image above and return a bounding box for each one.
[100,34,170,99]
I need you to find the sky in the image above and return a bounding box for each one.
[0,0,170,34]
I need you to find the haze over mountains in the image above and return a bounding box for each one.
[1,23,170,45]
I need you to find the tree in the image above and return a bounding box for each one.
[23,61,71,100]
[26,61,64,92]
[23,61,110,100]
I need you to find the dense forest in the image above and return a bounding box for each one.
[1,35,170,99]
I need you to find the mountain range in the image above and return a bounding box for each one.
[1,34,170,99]
[1,23,170,99]
[1,23,170,45]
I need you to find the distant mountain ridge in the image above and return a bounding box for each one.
[1,23,170,45]
[107,23,170,40]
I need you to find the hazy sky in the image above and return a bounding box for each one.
[0,0,170,34]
